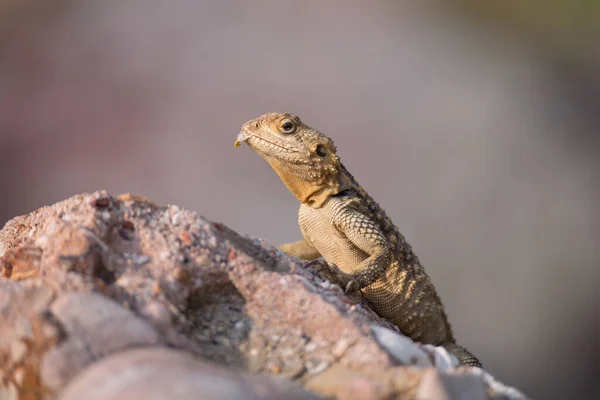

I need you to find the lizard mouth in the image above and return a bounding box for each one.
[233,131,249,148]
[234,132,300,155]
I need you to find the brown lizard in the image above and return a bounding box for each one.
[234,112,481,367]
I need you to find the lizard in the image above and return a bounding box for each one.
[234,112,481,367]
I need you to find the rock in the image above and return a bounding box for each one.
[416,369,487,400]
[371,325,432,367]
[41,292,163,390]
[304,364,391,399]
[422,344,460,371]
[471,368,530,400]
[0,191,529,399]
[59,347,317,400]
[0,281,60,398]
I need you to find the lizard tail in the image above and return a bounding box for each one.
[443,343,482,368]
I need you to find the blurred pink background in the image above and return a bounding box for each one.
[1,1,598,398]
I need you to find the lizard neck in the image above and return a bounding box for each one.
[267,158,353,208]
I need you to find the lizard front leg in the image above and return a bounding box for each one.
[278,240,321,261]
[278,240,339,282]
[329,206,394,292]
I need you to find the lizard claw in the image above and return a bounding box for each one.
[344,281,356,293]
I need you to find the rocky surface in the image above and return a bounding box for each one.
[0,191,529,399]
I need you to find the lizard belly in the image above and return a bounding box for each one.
[298,204,367,273]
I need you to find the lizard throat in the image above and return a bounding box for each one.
[267,158,348,208]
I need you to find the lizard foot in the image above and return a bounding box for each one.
[335,274,360,294]
[304,259,336,282]
[304,259,326,277]
[328,268,361,294]
[343,280,356,293]
[304,260,359,294]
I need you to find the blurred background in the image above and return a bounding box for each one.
[0,1,598,398]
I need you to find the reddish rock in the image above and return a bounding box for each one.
[0,191,528,399]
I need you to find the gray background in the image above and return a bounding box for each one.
[1,1,598,399]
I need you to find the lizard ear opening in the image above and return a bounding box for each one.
[315,144,327,157]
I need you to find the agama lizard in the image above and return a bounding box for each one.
[234,112,481,367]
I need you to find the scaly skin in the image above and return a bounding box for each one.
[235,113,481,367]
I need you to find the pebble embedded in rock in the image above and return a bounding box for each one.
[371,325,432,367]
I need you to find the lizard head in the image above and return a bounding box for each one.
[235,113,350,208]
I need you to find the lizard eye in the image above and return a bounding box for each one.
[315,144,327,157]
[278,118,297,135]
